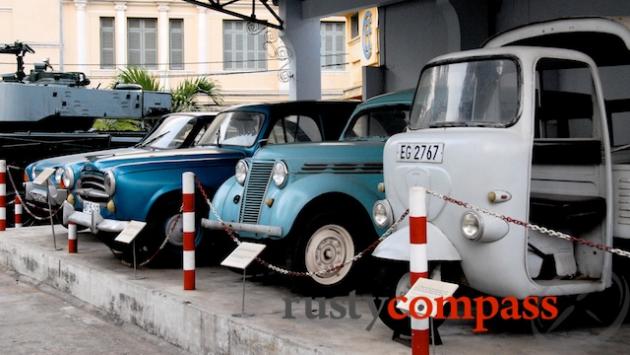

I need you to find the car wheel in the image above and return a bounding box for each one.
[287,211,368,296]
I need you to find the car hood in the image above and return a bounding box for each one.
[90,146,245,171]
[252,141,386,173]
[29,147,144,173]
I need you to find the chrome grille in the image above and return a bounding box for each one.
[239,161,274,224]
[79,170,108,202]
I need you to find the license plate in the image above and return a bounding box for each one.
[397,143,444,163]
[83,201,101,216]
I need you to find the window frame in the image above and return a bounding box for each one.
[169,18,184,70]
[100,17,116,69]
[127,18,158,69]
[222,20,268,71]
[320,21,346,71]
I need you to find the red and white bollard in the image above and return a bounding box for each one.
[68,222,77,253]
[409,186,429,355]
[14,196,22,228]
[0,160,6,231]
[182,172,195,290]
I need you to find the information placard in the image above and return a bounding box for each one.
[33,167,56,186]
[397,277,459,318]
[221,242,266,269]
[114,221,147,244]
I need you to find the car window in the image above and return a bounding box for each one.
[141,115,197,149]
[197,111,264,147]
[343,107,409,140]
[268,115,323,144]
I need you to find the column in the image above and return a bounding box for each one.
[278,0,321,100]
[114,2,127,68]
[74,0,88,73]
[197,6,208,75]
[158,3,170,89]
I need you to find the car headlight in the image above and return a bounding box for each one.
[235,160,248,186]
[373,200,394,228]
[54,167,64,186]
[461,211,482,240]
[104,170,116,196]
[272,160,288,187]
[62,167,74,189]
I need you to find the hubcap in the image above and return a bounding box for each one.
[304,224,354,285]
[165,214,184,246]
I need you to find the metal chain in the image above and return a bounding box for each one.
[6,165,64,221]
[195,178,408,278]
[426,189,630,259]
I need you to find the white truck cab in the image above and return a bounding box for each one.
[372,18,630,316]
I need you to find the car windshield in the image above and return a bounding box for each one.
[196,111,264,147]
[140,115,197,149]
[343,106,409,141]
[410,58,520,129]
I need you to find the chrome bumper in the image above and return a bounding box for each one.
[62,201,128,234]
[24,182,67,206]
[201,218,282,237]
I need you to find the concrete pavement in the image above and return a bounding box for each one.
[0,267,187,355]
[0,226,629,354]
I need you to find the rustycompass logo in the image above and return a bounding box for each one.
[388,295,559,333]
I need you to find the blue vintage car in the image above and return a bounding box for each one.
[204,90,412,293]
[23,112,217,216]
[62,101,358,265]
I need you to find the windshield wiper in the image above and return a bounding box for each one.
[215,126,222,148]
[139,131,170,148]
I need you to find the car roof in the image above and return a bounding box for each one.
[354,89,414,113]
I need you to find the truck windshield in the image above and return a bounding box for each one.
[197,111,264,147]
[342,106,409,141]
[410,58,520,129]
[140,115,196,149]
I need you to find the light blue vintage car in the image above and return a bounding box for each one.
[204,90,412,293]
[23,112,217,218]
[62,101,358,266]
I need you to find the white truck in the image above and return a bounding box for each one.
[371,17,630,333]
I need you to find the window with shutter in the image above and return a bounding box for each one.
[320,21,346,71]
[100,17,115,69]
[169,19,184,70]
[223,20,267,71]
[127,18,158,69]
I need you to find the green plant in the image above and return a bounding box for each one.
[112,67,162,91]
[172,77,223,112]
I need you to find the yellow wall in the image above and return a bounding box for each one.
[0,0,353,107]
[344,7,379,99]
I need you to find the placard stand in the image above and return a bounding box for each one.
[115,221,147,280]
[220,242,266,318]
[35,168,61,251]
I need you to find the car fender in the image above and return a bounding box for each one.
[209,176,243,221]
[372,223,461,261]
[259,173,384,238]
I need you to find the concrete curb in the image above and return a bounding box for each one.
[0,227,323,355]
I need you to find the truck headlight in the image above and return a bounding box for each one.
[62,167,74,189]
[373,200,394,228]
[235,160,248,186]
[272,160,288,187]
[461,211,482,240]
[104,170,116,196]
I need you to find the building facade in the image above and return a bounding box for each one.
[0,0,357,106]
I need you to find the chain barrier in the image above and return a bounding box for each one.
[195,178,409,278]
[6,165,64,221]
[425,189,630,260]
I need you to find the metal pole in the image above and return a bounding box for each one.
[241,267,246,315]
[182,172,196,290]
[133,239,137,280]
[47,180,60,251]
[410,186,429,355]
[0,160,6,231]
